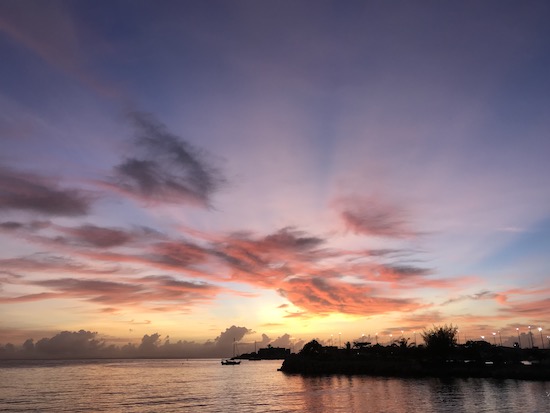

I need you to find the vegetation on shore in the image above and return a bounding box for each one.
[280,325,550,381]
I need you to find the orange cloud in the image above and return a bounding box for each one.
[0,218,478,319]
[278,276,426,316]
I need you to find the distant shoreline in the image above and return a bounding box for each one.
[279,341,550,381]
[280,355,550,381]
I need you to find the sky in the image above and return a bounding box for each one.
[1,0,549,357]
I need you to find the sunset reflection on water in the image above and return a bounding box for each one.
[1,359,549,412]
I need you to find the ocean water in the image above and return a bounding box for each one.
[0,359,549,412]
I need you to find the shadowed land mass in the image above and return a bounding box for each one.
[280,325,550,381]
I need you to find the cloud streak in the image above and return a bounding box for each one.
[0,166,91,216]
[1,275,224,313]
[336,196,417,238]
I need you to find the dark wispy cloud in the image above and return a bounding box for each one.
[0,220,51,232]
[57,224,134,248]
[52,224,164,249]
[108,112,225,207]
[0,166,91,216]
[336,196,417,238]
[0,221,24,231]
[0,254,123,277]
[441,290,497,306]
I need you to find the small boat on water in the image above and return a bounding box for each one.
[221,359,241,365]
[221,338,241,365]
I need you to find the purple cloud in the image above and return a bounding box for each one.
[108,112,225,207]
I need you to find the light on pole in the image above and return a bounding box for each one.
[538,327,544,349]
[492,332,496,345]
[528,326,533,348]
[516,328,521,348]
[457,330,460,345]
[339,332,342,348]
[481,335,485,342]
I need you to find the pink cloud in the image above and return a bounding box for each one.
[335,195,418,238]
[0,217,479,319]
[5,275,226,312]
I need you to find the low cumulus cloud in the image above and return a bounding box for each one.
[0,325,301,359]
[212,325,252,349]
[0,166,91,216]
[108,112,225,207]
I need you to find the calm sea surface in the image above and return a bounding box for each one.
[1,359,549,412]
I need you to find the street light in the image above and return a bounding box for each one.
[538,327,544,349]
[528,326,533,348]
[375,332,378,344]
[457,330,460,345]
[516,328,521,348]
[492,332,496,345]
[339,332,342,348]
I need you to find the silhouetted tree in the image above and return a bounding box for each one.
[421,324,458,359]
[300,340,323,357]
